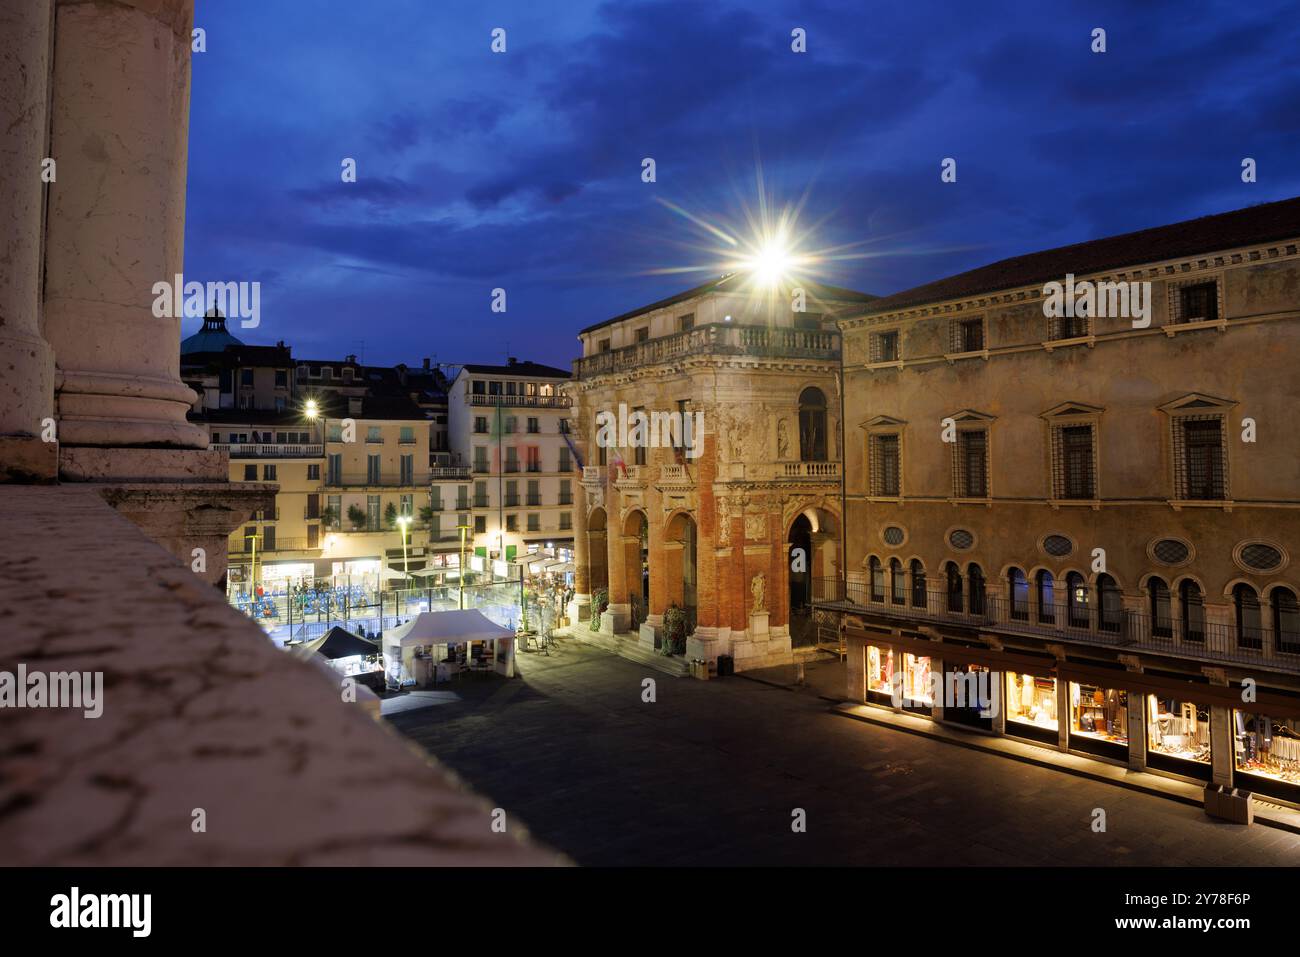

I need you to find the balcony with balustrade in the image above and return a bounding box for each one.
[574,322,840,379]
[213,442,324,459]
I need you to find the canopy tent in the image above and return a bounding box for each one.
[385,609,515,651]
[289,626,378,661]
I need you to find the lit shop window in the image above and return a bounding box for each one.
[866,645,894,695]
[1234,712,1300,787]
[902,654,932,707]
[1070,683,1129,745]
[1006,673,1058,731]
[1146,697,1210,765]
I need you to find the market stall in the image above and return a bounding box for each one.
[384,609,516,686]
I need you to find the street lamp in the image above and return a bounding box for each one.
[457,520,470,609]
[397,514,411,585]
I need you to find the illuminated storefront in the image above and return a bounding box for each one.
[1069,682,1128,759]
[1234,711,1300,802]
[945,662,993,731]
[1005,672,1058,744]
[901,653,932,713]
[865,645,894,704]
[1145,696,1211,780]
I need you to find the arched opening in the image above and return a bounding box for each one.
[586,506,608,597]
[1234,583,1262,649]
[1065,571,1089,629]
[1179,579,1205,643]
[1149,577,1172,638]
[1008,567,1029,621]
[910,559,926,608]
[967,563,985,616]
[1273,587,1300,653]
[788,514,813,611]
[890,558,905,605]
[1097,573,1122,633]
[869,556,884,602]
[1036,570,1055,624]
[1180,582,1206,642]
[664,511,697,635]
[944,561,963,613]
[623,510,649,629]
[798,387,828,462]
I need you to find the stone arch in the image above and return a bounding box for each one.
[586,505,608,596]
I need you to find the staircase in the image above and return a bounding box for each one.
[562,626,690,677]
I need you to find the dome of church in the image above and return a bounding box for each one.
[180,309,245,355]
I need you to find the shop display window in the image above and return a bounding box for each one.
[1146,697,1209,765]
[1070,683,1128,745]
[866,645,894,695]
[1234,712,1300,787]
[902,654,932,706]
[1006,672,1057,730]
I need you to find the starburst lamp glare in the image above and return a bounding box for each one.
[750,239,791,285]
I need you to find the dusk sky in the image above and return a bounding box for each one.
[182,0,1300,368]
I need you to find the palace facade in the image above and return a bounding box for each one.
[568,276,874,671]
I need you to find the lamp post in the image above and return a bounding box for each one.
[397,514,412,609]
[457,521,470,609]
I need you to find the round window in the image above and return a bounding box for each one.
[883,526,905,546]
[1238,542,1285,573]
[1042,534,1073,557]
[948,529,974,550]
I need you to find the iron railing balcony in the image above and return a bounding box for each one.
[430,466,471,480]
[812,579,1300,675]
[574,321,840,379]
[321,471,433,488]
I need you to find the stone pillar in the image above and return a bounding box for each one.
[1120,656,1146,770]
[43,0,209,457]
[602,531,632,635]
[647,511,668,617]
[0,0,58,481]
[1057,679,1071,751]
[1205,668,1234,788]
[845,631,865,702]
[569,489,590,622]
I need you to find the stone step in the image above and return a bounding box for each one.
[562,626,689,677]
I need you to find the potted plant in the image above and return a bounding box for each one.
[590,587,608,631]
[383,501,399,529]
[662,603,687,656]
[321,505,340,529]
[346,504,367,530]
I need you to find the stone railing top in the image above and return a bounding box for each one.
[0,485,562,866]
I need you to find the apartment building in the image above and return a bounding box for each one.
[445,359,575,565]
[569,275,875,669]
[823,196,1300,805]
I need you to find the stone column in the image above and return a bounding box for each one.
[569,486,591,622]
[0,0,57,480]
[602,530,632,635]
[43,0,209,460]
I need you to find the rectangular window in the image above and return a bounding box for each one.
[1177,417,1226,500]
[1176,281,1219,324]
[505,448,518,473]
[597,339,611,353]
[263,464,277,481]
[400,453,413,485]
[559,448,572,472]
[275,369,287,388]
[559,479,572,505]
[506,515,518,532]
[306,463,320,481]
[240,369,254,386]
[307,524,319,549]
[1070,683,1129,748]
[430,514,441,540]
[367,454,381,485]
[474,481,488,509]
[262,526,275,551]
[1053,425,1096,499]
[489,381,502,395]
[635,327,649,342]
[474,515,486,534]
[399,426,414,444]
[527,514,540,532]
[474,416,488,434]
[527,480,540,506]
[559,512,572,530]
[243,464,256,481]
[504,480,518,508]
[955,430,988,497]
[1049,313,1088,340]
[472,380,485,395]
[366,426,382,443]
[473,446,488,473]
[327,423,343,442]
[400,493,413,516]
[456,486,469,510]
[871,330,899,363]
[327,453,342,485]
[869,434,901,496]
[327,495,340,527]
[526,447,540,472]
[366,495,380,529]
[678,314,694,332]
[527,417,539,434]
[504,416,516,434]
[633,408,646,466]
[953,317,984,353]
[1006,674,1058,732]
[1146,697,1210,768]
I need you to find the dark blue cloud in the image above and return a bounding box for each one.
[184,0,1300,367]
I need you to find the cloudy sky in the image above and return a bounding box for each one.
[183,0,1300,367]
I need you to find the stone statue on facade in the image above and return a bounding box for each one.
[751,572,766,614]
[776,418,790,459]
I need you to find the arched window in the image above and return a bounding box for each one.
[1149,577,1172,638]
[1008,568,1029,621]
[1065,571,1089,629]
[945,562,963,613]
[968,563,985,617]
[910,560,926,608]
[1036,570,1055,624]
[1179,579,1205,643]
[1234,584,1262,650]
[798,387,828,462]
[1097,574,1122,634]
[869,557,884,602]
[1274,587,1300,654]
[890,558,905,605]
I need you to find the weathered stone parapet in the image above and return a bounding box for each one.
[0,0,57,480]
[0,486,562,866]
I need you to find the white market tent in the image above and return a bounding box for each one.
[384,609,516,681]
